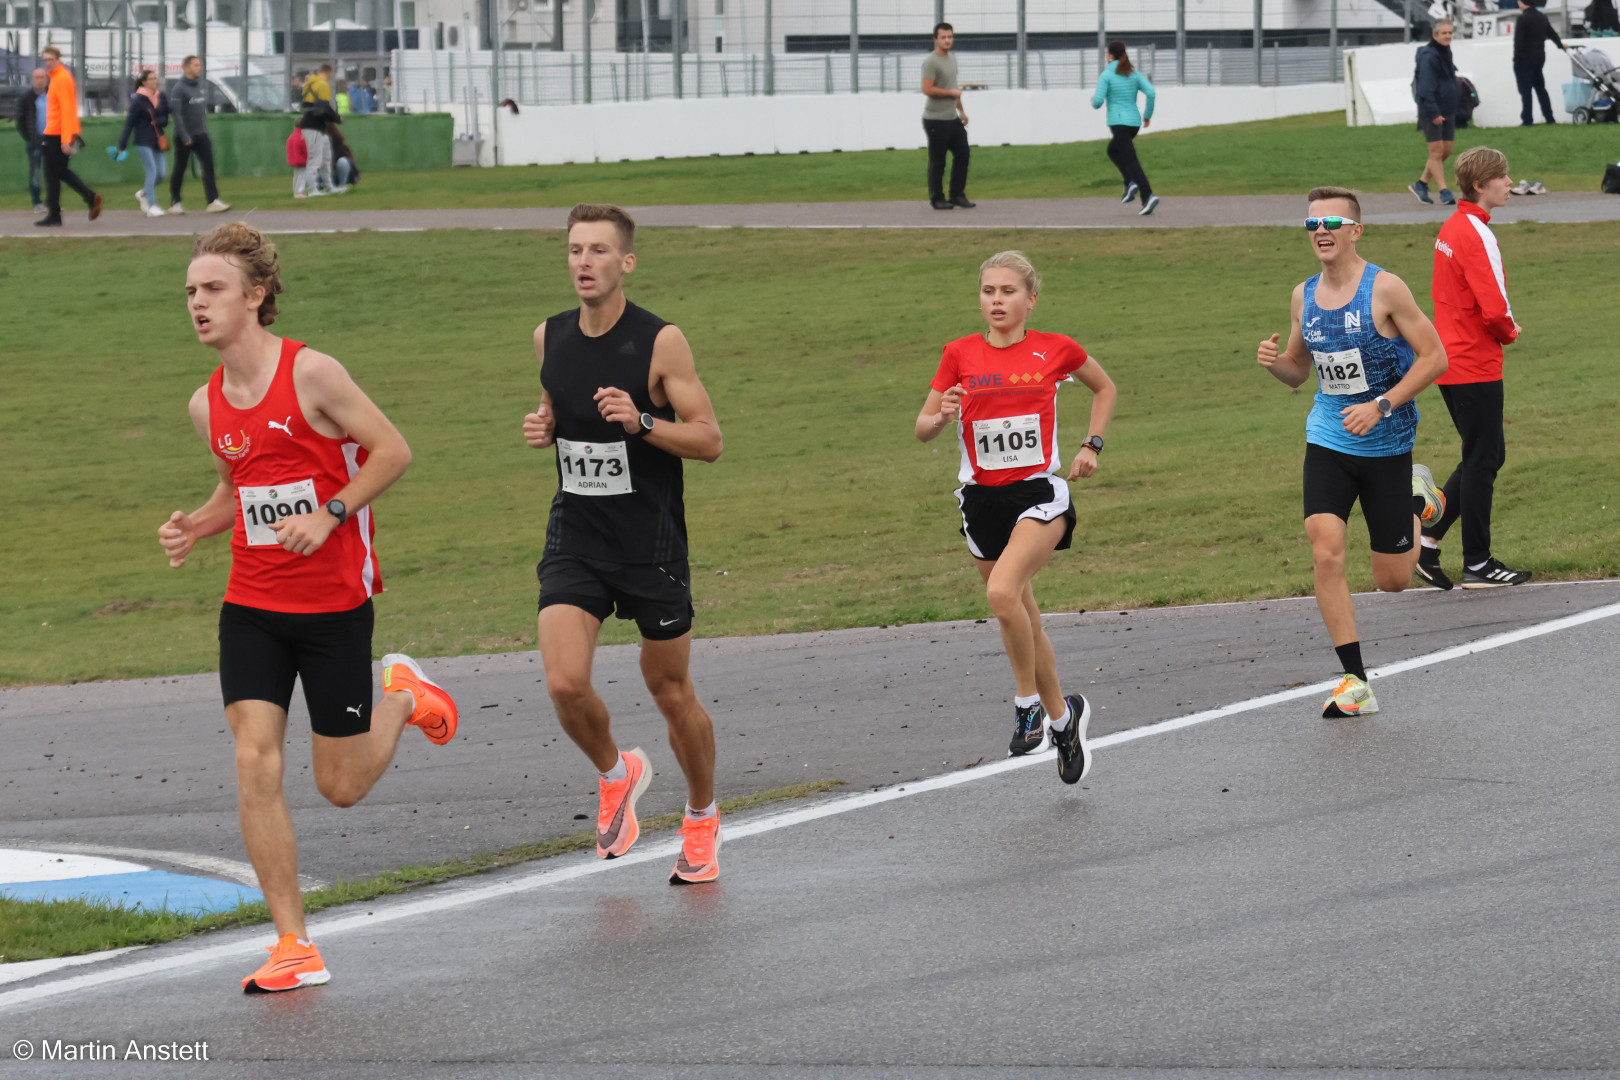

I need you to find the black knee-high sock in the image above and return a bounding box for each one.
[1335,641,1367,681]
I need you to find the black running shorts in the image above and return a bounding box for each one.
[1303,443,1416,555]
[1421,117,1456,142]
[955,474,1076,562]
[538,553,694,641]
[218,600,375,737]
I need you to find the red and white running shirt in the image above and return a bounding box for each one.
[1433,200,1519,385]
[931,330,1089,486]
[208,337,381,613]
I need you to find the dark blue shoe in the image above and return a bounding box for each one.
[1439,188,1456,205]
[1409,180,1434,204]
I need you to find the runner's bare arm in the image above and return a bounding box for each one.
[1258,283,1313,389]
[1339,273,1449,436]
[916,385,963,442]
[595,324,723,463]
[159,387,237,568]
[524,322,556,449]
[271,348,412,557]
[1067,358,1116,481]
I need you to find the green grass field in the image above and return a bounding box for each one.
[9,112,1616,212]
[3,220,1616,687]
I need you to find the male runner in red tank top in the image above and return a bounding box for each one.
[158,223,459,993]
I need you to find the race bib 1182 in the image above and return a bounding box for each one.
[1312,348,1370,396]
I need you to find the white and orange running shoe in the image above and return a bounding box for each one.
[596,747,652,859]
[1322,674,1379,719]
[381,653,458,745]
[669,812,721,885]
[242,933,330,993]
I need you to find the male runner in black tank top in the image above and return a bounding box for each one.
[523,203,726,884]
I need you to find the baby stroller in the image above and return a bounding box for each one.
[1566,46,1620,123]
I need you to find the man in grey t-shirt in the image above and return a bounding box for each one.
[921,22,973,210]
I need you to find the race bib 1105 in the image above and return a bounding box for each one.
[971,413,1045,471]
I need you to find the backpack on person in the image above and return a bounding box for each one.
[1602,162,1620,194]
[287,128,308,167]
[1455,77,1481,126]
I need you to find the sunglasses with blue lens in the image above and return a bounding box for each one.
[1305,216,1360,232]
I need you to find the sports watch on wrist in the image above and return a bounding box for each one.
[1375,396,1393,417]
[1081,435,1105,455]
[631,412,656,438]
[325,499,347,526]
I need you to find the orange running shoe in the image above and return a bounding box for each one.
[669,812,721,885]
[596,747,652,859]
[242,933,329,993]
[381,653,458,745]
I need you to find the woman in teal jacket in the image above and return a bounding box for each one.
[1090,42,1159,215]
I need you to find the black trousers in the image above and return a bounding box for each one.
[42,135,95,219]
[923,118,970,201]
[1421,380,1506,566]
[1106,125,1153,203]
[171,133,220,205]
[1514,57,1555,124]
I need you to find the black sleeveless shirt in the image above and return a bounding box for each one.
[541,301,686,563]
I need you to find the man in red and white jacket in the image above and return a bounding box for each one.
[1417,146,1532,590]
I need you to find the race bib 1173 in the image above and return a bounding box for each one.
[557,438,633,496]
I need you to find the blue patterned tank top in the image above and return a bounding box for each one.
[1302,261,1418,457]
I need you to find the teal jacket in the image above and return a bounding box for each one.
[1091,61,1156,127]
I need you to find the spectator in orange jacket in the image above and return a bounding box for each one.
[1416,146,1530,591]
[37,45,101,227]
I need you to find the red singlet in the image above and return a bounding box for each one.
[931,330,1089,486]
[208,337,381,613]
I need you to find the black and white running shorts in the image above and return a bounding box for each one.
[955,474,1076,562]
[218,599,375,737]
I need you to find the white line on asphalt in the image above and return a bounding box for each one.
[3,598,1617,1012]
[0,842,324,891]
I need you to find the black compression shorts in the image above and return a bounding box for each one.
[1303,443,1417,555]
[218,600,375,737]
[538,553,694,641]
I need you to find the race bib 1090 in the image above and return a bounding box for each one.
[971,413,1045,471]
[1312,348,1370,396]
[238,478,317,547]
[557,438,633,496]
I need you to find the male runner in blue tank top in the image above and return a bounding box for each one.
[522,203,726,884]
[1256,186,1449,718]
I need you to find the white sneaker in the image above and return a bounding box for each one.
[169,202,186,215]
[33,203,46,214]
[145,204,166,217]
[307,189,328,197]
[136,188,149,211]
[329,186,348,194]
[205,199,231,213]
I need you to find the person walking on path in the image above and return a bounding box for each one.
[36,46,101,228]
[1416,147,1533,591]
[914,250,1116,782]
[158,223,460,993]
[1256,186,1449,719]
[113,70,171,217]
[1410,20,1460,206]
[1091,41,1159,216]
[16,68,48,213]
[168,55,230,214]
[921,22,973,212]
[522,203,727,885]
[1514,0,1567,126]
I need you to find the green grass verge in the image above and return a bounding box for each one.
[0,778,844,963]
[9,112,1614,212]
[2,222,1617,687]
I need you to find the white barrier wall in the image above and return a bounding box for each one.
[482,82,1347,168]
[1345,38,1594,127]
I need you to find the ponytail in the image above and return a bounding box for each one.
[1107,41,1133,77]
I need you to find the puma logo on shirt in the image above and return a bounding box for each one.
[267,416,293,436]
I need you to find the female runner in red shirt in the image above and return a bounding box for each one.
[915,251,1117,784]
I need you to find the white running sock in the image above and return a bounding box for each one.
[1014,693,1040,709]
[1047,708,1072,732]
[685,801,718,821]
[1420,537,1439,550]
[297,937,313,947]
[600,756,628,783]
[1468,559,1490,572]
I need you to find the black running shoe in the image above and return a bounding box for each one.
[1415,547,1453,591]
[1008,701,1049,757]
[1052,693,1093,785]
[1462,558,1532,589]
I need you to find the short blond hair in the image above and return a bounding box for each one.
[1307,185,1362,221]
[192,223,284,326]
[978,250,1041,296]
[1455,146,1509,203]
[566,202,636,253]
